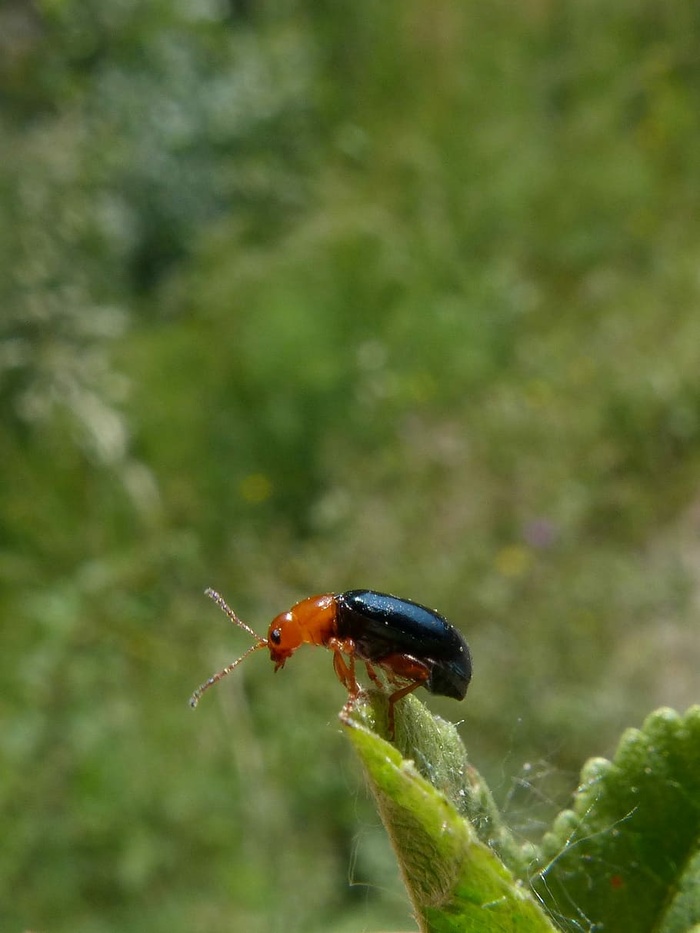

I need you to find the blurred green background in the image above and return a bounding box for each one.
[2,1,700,931]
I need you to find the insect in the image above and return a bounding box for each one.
[190,588,472,736]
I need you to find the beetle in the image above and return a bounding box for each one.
[190,588,472,736]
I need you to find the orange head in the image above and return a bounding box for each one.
[190,589,338,707]
[267,593,337,670]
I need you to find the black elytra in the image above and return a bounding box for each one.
[335,590,472,700]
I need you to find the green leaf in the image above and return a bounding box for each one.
[531,705,700,933]
[341,692,557,933]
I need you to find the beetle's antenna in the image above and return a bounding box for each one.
[189,640,266,708]
[189,588,268,709]
[204,587,267,642]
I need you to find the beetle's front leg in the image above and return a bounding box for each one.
[327,636,360,696]
[329,637,369,726]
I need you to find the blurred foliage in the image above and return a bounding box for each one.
[1,1,700,931]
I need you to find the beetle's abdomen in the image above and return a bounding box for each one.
[335,590,472,700]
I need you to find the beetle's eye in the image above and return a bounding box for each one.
[269,628,282,645]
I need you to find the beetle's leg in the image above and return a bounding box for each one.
[330,638,368,725]
[379,654,432,739]
[328,637,360,696]
[363,661,383,688]
[381,653,431,687]
[386,680,424,738]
